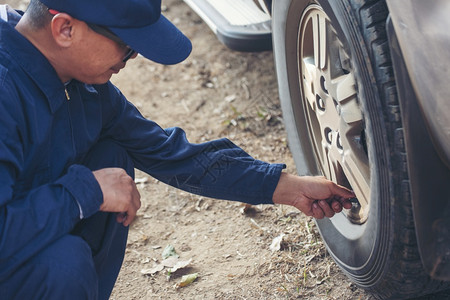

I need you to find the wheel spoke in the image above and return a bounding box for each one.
[334,73,356,102]
[319,139,333,179]
[303,58,318,111]
[341,149,370,206]
[325,132,342,183]
[312,12,328,70]
[332,73,362,123]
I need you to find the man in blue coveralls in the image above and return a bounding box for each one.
[0,0,354,299]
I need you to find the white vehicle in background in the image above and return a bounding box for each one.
[184,0,450,299]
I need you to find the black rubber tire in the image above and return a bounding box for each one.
[272,0,449,299]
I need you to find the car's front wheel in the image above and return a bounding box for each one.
[272,0,448,298]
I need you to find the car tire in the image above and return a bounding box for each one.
[272,0,449,299]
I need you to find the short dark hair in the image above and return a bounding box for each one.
[26,0,53,29]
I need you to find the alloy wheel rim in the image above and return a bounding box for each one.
[298,5,370,224]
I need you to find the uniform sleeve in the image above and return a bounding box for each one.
[99,83,286,205]
[0,80,103,280]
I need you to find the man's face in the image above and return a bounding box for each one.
[69,22,137,84]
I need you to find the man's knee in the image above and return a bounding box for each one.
[5,235,99,299]
[45,235,98,295]
[83,139,135,178]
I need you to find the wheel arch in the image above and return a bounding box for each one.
[387,17,450,281]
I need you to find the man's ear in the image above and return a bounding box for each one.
[49,13,76,47]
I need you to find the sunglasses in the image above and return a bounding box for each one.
[48,9,136,62]
[87,23,137,62]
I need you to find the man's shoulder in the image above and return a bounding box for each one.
[0,64,19,108]
[0,49,14,88]
[0,62,7,86]
[0,7,20,86]
[0,49,20,90]
[0,47,27,106]
[0,5,23,25]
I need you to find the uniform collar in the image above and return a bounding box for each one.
[0,18,68,113]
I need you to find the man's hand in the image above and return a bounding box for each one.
[272,172,354,219]
[93,168,141,226]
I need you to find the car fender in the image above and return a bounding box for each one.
[386,0,450,166]
[386,1,450,280]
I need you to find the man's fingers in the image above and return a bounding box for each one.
[123,210,135,227]
[122,197,140,227]
[122,183,141,226]
[331,200,343,213]
[329,182,355,211]
[318,200,335,218]
[312,202,325,219]
[118,205,137,227]
[116,212,127,224]
[116,188,141,227]
[340,198,353,210]
[333,184,355,199]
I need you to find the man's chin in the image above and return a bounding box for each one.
[83,76,112,85]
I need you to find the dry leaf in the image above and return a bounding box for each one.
[168,258,192,273]
[161,256,180,268]
[269,234,285,252]
[141,264,164,275]
[175,273,198,289]
[141,257,193,275]
[162,244,179,259]
[224,94,236,103]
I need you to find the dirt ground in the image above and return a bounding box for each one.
[3,0,370,299]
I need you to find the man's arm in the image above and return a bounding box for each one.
[99,83,353,216]
[99,83,284,205]
[0,164,102,278]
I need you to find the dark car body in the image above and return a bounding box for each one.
[386,0,450,280]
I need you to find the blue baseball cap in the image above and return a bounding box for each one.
[40,0,192,65]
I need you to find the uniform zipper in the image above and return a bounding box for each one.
[65,85,76,155]
[65,88,71,101]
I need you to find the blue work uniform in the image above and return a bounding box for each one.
[0,6,284,300]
